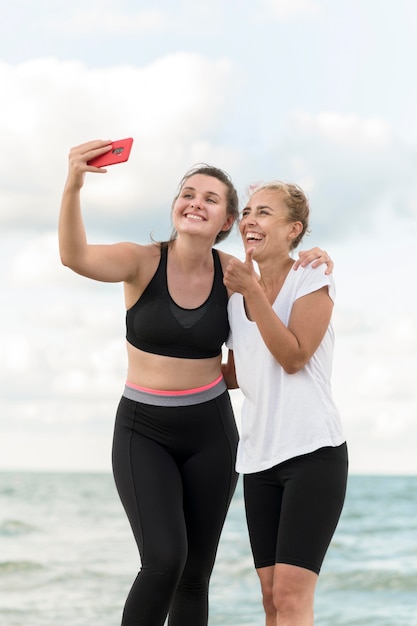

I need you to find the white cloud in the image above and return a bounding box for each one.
[294,111,393,150]
[8,232,61,285]
[332,324,417,475]
[1,58,415,241]
[0,54,240,226]
[264,111,417,240]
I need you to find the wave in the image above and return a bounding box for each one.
[0,560,45,574]
[320,567,417,592]
[0,519,38,536]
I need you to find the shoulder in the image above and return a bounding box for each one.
[215,248,237,272]
[290,262,336,301]
[292,261,333,281]
[123,241,160,259]
[215,249,239,298]
[115,241,160,268]
[112,240,155,253]
[123,243,162,307]
[123,242,161,284]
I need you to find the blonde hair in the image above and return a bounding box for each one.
[248,181,310,250]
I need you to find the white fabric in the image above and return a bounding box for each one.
[227,263,345,474]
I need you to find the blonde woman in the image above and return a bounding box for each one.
[223,182,347,626]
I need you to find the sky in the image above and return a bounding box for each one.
[0,0,416,475]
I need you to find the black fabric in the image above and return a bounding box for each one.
[243,443,348,575]
[126,243,229,359]
[112,391,239,626]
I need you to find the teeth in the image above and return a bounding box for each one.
[186,214,204,221]
[246,231,262,240]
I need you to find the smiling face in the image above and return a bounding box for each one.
[172,173,235,243]
[239,188,303,260]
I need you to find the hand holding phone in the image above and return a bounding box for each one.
[87,138,133,167]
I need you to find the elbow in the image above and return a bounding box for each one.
[221,361,239,390]
[60,253,82,274]
[59,246,83,271]
[59,250,72,268]
[222,371,239,390]
[283,364,303,375]
[282,363,302,374]
[280,354,309,375]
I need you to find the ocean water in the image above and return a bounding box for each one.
[1,471,416,625]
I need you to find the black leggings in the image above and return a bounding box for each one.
[112,391,239,626]
[244,443,348,575]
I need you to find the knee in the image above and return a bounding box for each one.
[272,577,315,620]
[260,578,276,618]
[176,575,209,598]
[272,583,298,616]
[143,545,187,582]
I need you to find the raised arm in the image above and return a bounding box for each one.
[58,139,141,283]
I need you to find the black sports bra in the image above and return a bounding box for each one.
[126,243,229,359]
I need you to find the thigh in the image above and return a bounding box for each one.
[276,443,348,574]
[244,469,284,570]
[244,444,348,574]
[112,397,187,566]
[180,393,239,576]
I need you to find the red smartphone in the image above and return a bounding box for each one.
[88,138,134,167]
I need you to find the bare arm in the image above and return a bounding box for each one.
[58,139,142,283]
[221,350,239,389]
[223,249,333,374]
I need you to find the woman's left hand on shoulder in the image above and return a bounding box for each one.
[293,247,333,274]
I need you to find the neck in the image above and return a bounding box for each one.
[170,236,214,271]
[256,255,293,303]
[258,254,293,285]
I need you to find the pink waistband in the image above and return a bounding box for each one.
[125,374,224,396]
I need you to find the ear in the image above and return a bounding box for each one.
[220,214,236,232]
[289,221,303,238]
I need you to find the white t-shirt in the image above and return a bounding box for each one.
[226,263,345,474]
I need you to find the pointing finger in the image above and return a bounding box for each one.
[245,246,255,265]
